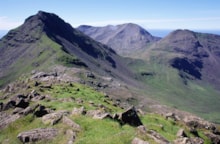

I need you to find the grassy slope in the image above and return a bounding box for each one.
[0,78,213,144]
[128,54,220,123]
[0,33,81,88]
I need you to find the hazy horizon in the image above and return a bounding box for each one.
[1,28,220,39]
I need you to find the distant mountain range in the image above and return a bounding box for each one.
[78,23,220,122]
[1,11,220,123]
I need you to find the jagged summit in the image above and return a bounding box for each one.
[78,23,160,56]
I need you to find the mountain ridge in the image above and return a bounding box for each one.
[78,23,160,56]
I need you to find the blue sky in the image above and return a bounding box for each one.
[1,0,220,31]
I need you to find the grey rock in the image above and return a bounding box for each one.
[17,128,58,143]
[66,129,77,144]
[12,107,24,114]
[42,112,63,125]
[62,116,81,132]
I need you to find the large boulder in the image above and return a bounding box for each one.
[115,106,143,127]
[17,128,58,143]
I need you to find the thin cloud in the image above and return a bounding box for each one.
[73,17,220,29]
[0,16,22,30]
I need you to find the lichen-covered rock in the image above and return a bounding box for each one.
[66,129,77,144]
[42,112,63,125]
[173,137,191,144]
[0,113,20,129]
[147,130,169,144]
[17,128,58,143]
[72,106,86,115]
[62,116,81,132]
[137,125,147,135]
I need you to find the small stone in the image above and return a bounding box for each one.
[177,129,187,138]
[132,137,149,144]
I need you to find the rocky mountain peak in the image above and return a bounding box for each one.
[77,23,160,56]
[120,23,151,35]
[24,11,74,42]
[165,29,197,42]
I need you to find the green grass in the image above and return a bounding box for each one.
[128,57,220,123]
[140,113,180,141]
[33,82,121,113]
[0,76,215,144]
[73,115,135,144]
[0,33,81,88]
[0,114,46,144]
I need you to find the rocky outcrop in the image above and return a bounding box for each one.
[173,137,204,144]
[17,128,58,143]
[183,115,217,132]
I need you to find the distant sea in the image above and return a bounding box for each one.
[1,29,220,39]
[0,30,8,38]
[148,29,220,38]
